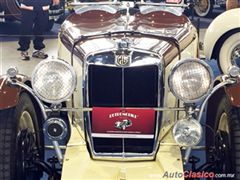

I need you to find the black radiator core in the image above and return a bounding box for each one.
[89,66,122,107]
[88,65,158,107]
[124,66,158,107]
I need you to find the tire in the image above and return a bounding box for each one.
[219,32,240,74]
[206,95,240,178]
[0,92,44,180]
[0,0,21,21]
[194,0,214,17]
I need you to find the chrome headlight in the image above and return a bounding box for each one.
[173,119,202,147]
[169,59,213,103]
[32,60,76,104]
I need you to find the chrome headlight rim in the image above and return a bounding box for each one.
[31,59,76,104]
[168,58,214,103]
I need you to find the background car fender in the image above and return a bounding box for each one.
[204,8,240,60]
[209,76,240,108]
[225,79,240,107]
[0,75,29,110]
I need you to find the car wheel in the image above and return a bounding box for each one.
[0,92,44,180]
[0,0,21,21]
[207,95,240,177]
[219,32,240,74]
[194,0,214,17]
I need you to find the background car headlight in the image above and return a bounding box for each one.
[32,60,76,104]
[168,59,213,103]
[173,119,202,147]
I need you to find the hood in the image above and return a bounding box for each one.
[60,5,197,64]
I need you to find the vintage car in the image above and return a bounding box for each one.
[203,7,240,177]
[193,0,225,17]
[0,0,239,179]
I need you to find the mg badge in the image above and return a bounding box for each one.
[115,119,132,130]
[116,55,130,66]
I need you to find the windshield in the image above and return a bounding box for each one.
[72,0,187,16]
[75,0,183,3]
[137,0,186,16]
[72,0,186,7]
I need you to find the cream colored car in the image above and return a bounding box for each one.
[1,1,239,180]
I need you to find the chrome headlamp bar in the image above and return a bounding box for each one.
[45,107,187,112]
[7,77,66,164]
[5,74,191,115]
[183,78,236,163]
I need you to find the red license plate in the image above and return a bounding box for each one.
[92,107,155,139]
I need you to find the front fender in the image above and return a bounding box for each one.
[0,75,29,110]
[225,78,240,107]
[211,76,240,107]
[204,8,240,60]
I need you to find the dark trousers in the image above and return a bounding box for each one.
[18,9,49,51]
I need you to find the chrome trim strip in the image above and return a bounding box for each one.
[45,145,67,150]
[45,107,186,112]
[92,155,155,162]
[152,62,163,155]
[122,68,125,107]
[0,76,7,89]
[52,140,63,164]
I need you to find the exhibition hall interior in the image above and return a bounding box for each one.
[0,0,240,179]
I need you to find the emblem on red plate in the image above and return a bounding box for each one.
[115,119,132,130]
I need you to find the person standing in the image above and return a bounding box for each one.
[17,0,60,60]
[226,0,239,10]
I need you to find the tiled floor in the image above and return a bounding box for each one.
[0,22,60,76]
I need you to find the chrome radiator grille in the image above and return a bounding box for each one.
[87,64,159,155]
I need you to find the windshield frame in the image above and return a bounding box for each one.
[70,0,189,8]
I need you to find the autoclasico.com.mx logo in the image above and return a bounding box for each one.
[162,171,235,179]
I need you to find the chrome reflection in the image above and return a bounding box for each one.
[74,5,118,14]
[231,44,240,67]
